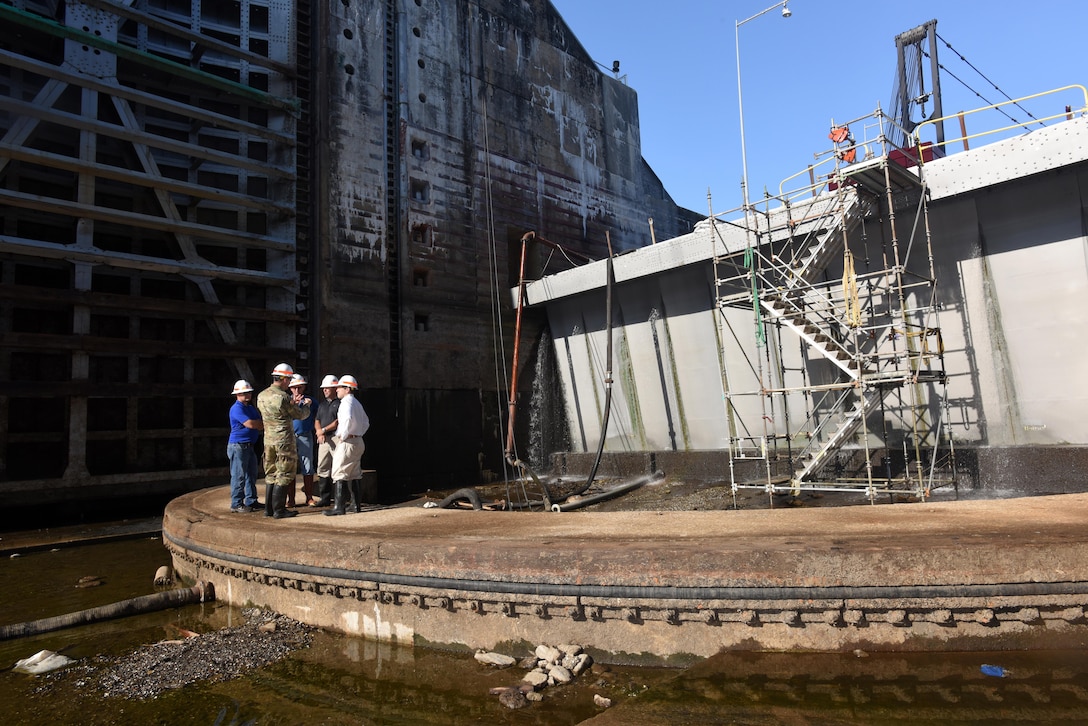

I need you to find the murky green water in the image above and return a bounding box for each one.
[2,538,1087,724]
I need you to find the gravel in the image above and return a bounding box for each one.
[36,608,313,701]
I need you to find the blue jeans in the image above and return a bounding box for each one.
[227,442,259,507]
[296,433,316,475]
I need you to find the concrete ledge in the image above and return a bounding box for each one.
[164,487,1088,661]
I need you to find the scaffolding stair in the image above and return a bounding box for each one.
[786,188,869,288]
[716,113,953,500]
[790,382,896,486]
[760,293,862,379]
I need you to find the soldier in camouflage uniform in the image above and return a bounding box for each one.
[257,362,311,519]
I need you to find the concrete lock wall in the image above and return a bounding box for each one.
[301,0,701,496]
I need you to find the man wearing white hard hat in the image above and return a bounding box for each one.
[227,379,263,513]
[325,374,370,516]
[256,362,311,519]
[312,374,340,506]
[288,374,316,506]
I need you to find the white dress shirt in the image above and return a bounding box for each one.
[337,393,370,438]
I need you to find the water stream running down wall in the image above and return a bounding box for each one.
[528,329,572,472]
[2,536,1087,723]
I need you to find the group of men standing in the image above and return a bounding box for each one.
[226,363,371,519]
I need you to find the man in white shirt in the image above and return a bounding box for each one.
[324,374,370,516]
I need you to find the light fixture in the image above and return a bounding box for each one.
[736,0,796,238]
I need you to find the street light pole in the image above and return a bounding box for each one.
[735,1,793,226]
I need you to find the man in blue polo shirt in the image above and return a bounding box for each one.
[228,379,263,512]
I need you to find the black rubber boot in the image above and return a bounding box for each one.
[323,481,347,516]
[272,484,298,519]
[264,483,274,517]
[351,479,363,512]
[315,477,332,507]
[346,479,359,513]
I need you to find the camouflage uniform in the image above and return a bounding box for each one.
[257,383,310,488]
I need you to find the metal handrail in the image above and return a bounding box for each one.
[778,109,916,200]
[912,84,1088,161]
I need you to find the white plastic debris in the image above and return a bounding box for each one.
[13,650,74,675]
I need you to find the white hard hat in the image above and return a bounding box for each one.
[338,374,358,389]
[232,379,253,394]
[320,374,339,388]
[289,373,307,387]
[272,362,294,377]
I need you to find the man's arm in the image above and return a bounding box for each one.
[284,396,311,421]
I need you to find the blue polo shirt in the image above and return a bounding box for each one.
[229,400,262,444]
[293,398,317,438]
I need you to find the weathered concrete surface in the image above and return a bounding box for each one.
[0,517,162,555]
[165,487,1088,662]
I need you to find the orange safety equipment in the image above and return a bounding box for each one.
[272,362,294,377]
[338,374,358,389]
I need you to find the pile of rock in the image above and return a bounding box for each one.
[39,608,314,701]
[476,642,606,710]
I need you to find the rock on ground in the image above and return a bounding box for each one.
[36,608,313,701]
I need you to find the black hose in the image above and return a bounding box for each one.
[164,530,1088,604]
[437,488,483,510]
[569,243,615,499]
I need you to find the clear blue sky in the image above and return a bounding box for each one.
[549,0,1088,215]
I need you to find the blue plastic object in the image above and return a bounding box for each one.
[980,664,1007,678]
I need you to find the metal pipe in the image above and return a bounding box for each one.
[551,471,662,512]
[504,231,596,466]
[504,232,532,464]
[0,582,213,641]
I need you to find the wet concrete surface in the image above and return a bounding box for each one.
[161,482,1088,658]
[0,517,162,556]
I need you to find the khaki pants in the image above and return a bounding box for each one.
[316,437,336,478]
[331,436,364,481]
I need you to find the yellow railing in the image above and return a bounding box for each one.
[913,84,1088,161]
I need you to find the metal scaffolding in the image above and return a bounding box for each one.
[712,107,957,503]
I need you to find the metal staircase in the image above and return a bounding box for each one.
[713,107,956,502]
